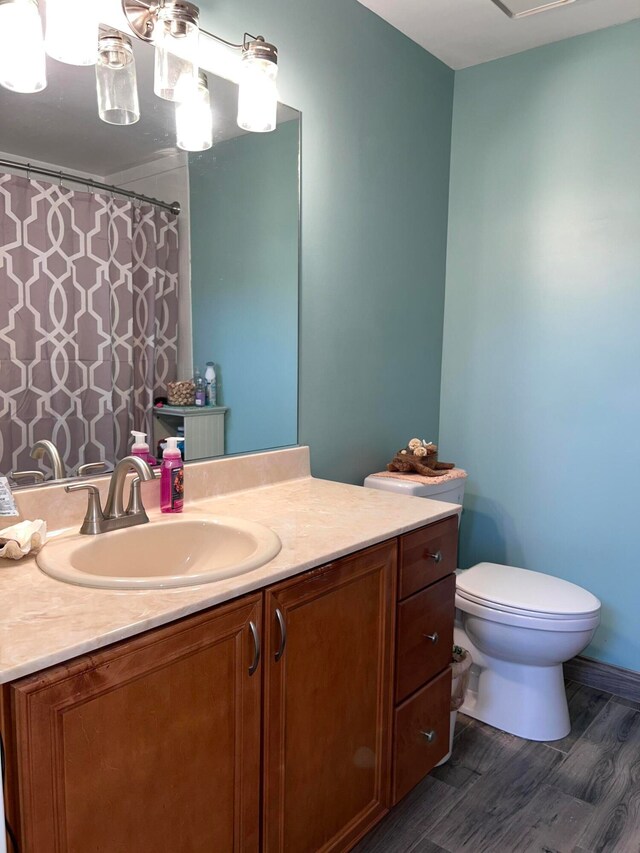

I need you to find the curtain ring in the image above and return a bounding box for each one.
[59,170,64,188]
[26,162,31,181]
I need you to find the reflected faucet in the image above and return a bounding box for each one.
[31,440,66,480]
[10,470,45,485]
[65,455,156,535]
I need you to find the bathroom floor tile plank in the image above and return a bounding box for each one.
[453,713,473,740]
[482,783,594,853]
[352,776,463,853]
[548,701,640,806]
[571,749,640,853]
[428,740,564,852]
[545,683,612,754]
[430,716,522,790]
[611,695,640,712]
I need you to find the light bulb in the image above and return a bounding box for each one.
[237,38,278,133]
[153,0,199,102]
[176,70,212,151]
[45,0,98,66]
[96,33,140,125]
[0,0,47,93]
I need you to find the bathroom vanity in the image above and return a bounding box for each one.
[0,448,459,852]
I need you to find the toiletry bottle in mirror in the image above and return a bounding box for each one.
[131,430,150,461]
[161,437,184,513]
[205,361,217,406]
[194,369,205,407]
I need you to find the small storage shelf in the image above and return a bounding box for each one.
[152,405,229,462]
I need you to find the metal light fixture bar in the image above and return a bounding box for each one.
[121,0,277,66]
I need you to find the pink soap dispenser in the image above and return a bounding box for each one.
[131,430,150,461]
[161,437,184,513]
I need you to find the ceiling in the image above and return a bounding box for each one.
[356,0,640,69]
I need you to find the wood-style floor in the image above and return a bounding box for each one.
[356,682,640,853]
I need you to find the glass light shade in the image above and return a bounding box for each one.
[96,34,139,126]
[0,0,47,93]
[45,0,98,66]
[176,71,212,151]
[153,5,199,102]
[237,49,278,133]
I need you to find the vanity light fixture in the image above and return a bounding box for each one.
[123,0,200,102]
[237,36,278,133]
[0,0,280,136]
[122,0,280,131]
[153,1,200,102]
[96,33,140,125]
[0,0,47,93]
[45,0,99,66]
[176,69,213,151]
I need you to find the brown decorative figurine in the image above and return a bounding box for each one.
[387,438,455,478]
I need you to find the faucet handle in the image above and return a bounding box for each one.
[126,476,153,519]
[65,483,104,535]
[11,470,45,484]
[77,462,108,477]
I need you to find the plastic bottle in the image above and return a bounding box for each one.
[131,430,150,461]
[204,361,217,406]
[160,437,184,513]
[194,369,205,407]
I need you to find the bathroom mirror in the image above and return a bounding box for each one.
[0,32,300,486]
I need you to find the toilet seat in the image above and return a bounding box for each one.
[455,592,601,631]
[457,562,601,618]
[456,562,601,631]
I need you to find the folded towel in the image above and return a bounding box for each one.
[0,519,47,560]
[369,468,467,486]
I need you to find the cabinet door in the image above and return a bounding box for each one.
[7,594,263,853]
[263,542,396,853]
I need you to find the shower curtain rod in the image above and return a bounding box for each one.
[0,158,181,216]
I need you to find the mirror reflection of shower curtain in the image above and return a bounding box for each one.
[0,173,179,477]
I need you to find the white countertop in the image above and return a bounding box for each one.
[0,476,460,685]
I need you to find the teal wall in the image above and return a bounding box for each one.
[440,21,640,670]
[199,0,455,482]
[190,120,299,455]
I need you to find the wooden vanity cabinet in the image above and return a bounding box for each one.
[262,541,396,853]
[2,594,263,853]
[1,515,458,853]
[392,514,457,804]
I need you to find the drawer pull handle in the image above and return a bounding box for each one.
[248,621,261,676]
[423,632,439,644]
[275,607,287,662]
[425,550,443,564]
[420,729,437,743]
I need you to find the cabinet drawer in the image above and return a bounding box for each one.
[399,515,458,600]
[393,668,451,804]
[395,574,455,703]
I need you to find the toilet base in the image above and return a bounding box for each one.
[454,620,572,741]
[460,656,570,741]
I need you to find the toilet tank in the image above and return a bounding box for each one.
[363,472,466,506]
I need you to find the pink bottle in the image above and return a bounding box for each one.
[131,430,150,461]
[160,437,184,513]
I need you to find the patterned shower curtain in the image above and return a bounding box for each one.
[0,173,179,478]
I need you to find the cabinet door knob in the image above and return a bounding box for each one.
[425,549,443,564]
[420,729,437,743]
[248,620,261,676]
[275,607,287,662]
[423,632,439,644]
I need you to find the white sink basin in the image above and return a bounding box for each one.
[36,515,282,590]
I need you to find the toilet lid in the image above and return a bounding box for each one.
[456,563,601,617]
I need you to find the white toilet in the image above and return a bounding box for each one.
[363,471,601,742]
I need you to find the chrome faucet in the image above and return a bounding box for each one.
[65,455,156,535]
[31,439,66,480]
